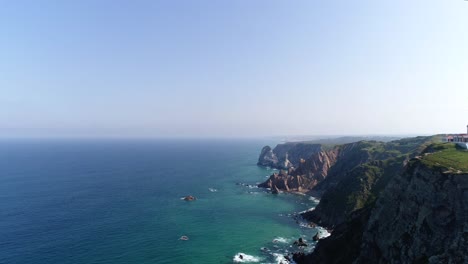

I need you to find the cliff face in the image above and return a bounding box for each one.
[294,207,373,264]
[257,136,468,263]
[258,147,339,192]
[299,137,436,227]
[304,157,405,227]
[258,141,386,195]
[294,141,468,264]
[257,146,279,168]
[258,137,438,225]
[295,160,468,264]
[356,160,468,264]
[257,143,322,169]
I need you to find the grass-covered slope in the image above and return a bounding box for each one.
[420,142,468,173]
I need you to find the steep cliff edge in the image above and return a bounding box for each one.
[296,142,468,264]
[356,158,468,263]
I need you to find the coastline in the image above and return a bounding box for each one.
[233,173,330,263]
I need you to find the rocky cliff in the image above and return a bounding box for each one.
[355,158,468,263]
[258,140,395,195]
[257,143,322,169]
[258,147,339,192]
[258,137,438,227]
[292,140,468,263]
[297,157,468,264]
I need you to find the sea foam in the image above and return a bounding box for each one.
[272,253,296,264]
[316,227,331,238]
[233,253,261,263]
[272,237,290,244]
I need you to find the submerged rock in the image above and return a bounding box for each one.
[312,232,320,241]
[293,237,308,247]
[272,185,281,194]
[183,195,196,201]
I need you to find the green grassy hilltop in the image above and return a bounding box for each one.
[421,142,468,173]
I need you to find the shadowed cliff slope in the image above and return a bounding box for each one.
[292,141,467,263]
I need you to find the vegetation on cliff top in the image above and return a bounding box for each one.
[420,142,468,173]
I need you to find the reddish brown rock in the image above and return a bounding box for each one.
[183,195,196,201]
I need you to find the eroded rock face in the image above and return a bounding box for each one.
[258,141,378,194]
[258,148,340,193]
[294,207,372,264]
[356,161,468,264]
[301,160,468,264]
[257,143,322,169]
[257,146,279,168]
[292,149,340,182]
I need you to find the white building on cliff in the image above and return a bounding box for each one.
[445,125,468,149]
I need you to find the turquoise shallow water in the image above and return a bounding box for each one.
[0,139,320,264]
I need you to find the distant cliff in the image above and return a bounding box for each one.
[257,143,322,169]
[258,147,339,192]
[257,137,400,170]
[258,140,399,196]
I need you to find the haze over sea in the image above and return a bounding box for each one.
[0,139,320,264]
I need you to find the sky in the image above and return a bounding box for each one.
[1,0,468,138]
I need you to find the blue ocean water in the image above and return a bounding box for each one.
[0,139,320,264]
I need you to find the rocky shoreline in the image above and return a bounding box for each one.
[256,136,468,263]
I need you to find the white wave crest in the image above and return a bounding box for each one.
[298,207,315,214]
[233,253,260,263]
[272,237,289,244]
[272,253,296,264]
[316,227,331,238]
[308,196,320,203]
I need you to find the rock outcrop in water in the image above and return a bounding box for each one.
[183,195,196,201]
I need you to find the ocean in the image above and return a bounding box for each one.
[0,139,322,264]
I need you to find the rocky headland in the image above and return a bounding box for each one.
[257,136,468,263]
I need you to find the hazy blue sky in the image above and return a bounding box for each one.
[1,0,467,138]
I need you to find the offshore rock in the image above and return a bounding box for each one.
[183,195,196,201]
